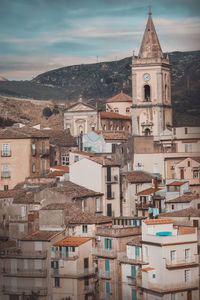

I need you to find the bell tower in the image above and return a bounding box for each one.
[132,10,172,136]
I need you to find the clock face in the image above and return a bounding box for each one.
[144,73,150,81]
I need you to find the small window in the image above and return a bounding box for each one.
[114,108,119,113]
[74,155,79,162]
[153,274,156,278]
[32,143,36,156]
[185,128,188,134]
[69,246,75,252]
[82,225,88,233]
[198,204,200,210]
[4,185,8,191]
[55,277,60,287]
[172,205,174,210]
[1,164,10,178]
[193,171,200,179]
[61,154,69,166]
[126,107,130,113]
[32,163,36,173]
[84,278,89,289]
[187,161,190,167]
[2,143,11,156]
[144,84,151,102]
[173,128,176,135]
[184,270,190,283]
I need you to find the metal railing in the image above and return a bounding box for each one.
[148,279,199,292]
[165,256,198,268]
[51,250,79,260]
[51,267,95,278]
[3,268,47,277]
[0,250,47,259]
[1,171,10,178]
[99,270,111,278]
[92,248,117,258]
[1,151,11,157]
[3,286,47,296]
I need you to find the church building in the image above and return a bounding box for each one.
[132,11,173,136]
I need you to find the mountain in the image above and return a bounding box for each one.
[0,50,199,126]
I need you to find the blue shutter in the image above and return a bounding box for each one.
[106,282,110,294]
[104,238,108,249]
[132,289,137,300]
[109,239,112,250]
[131,266,136,277]
[135,246,140,257]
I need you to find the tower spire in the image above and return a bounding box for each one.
[138,11,163,59]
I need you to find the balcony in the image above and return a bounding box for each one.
[1,151,11,157]
[118,252,149,265]
[51,250,79,261]
[147,279,199,293]
[3,286,47,296]
[3,268,47,278]
[105,175,118,183]
[92,248,117,259]
[51,267,95,279]
[165,256,199,269]
[1,171,10,178]
[0,250,47,259]
[127,276,136,285]
[99,270,111,279]
[84,285,95,294]
[106,192,115,199]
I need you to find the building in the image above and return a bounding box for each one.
[141,218,199,299]
[106,91,132,117]
[0,127,50,190]
[100,111,132,132]
[70,156,121,217]
[132,10,172,136]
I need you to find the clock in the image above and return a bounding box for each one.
[144,73,150,81]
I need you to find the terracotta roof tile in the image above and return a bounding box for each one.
[166,194,199,204]
[20,230,63,241]
[178,226,196,235]
[100,111,131,120]
[167,181,188,186]
[137,187,159,195]
[0,189,23,199]
[106,91,132,103]
[72,151,95,157]
[96,130,132,140]
[51,166,69,171]
[159,208,200,218]
[54,237,91,247]
[141,267,155,272]
[122,171,155,183]
[89,156,120,166]
[42,129,77,147]
[143,218,173,225]
[45,170,66,177]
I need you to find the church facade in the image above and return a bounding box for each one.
[132,11,173,137]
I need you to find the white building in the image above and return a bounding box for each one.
[141,218,199,300]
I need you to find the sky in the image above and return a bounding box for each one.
[0,0,200,80]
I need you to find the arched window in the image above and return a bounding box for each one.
[79,125,83,135]
[144,85,151,102]
[145,128,151,136]
[114,108,119,113]
[165,84,168,102]
[103,124,106,130]
[126,107,130,113]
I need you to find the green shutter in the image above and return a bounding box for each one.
[135,246,140,257]
[104,238,108,249]
[105,259,110,271]
[132,289,137,300]
[109,239,112,250]
[131,266,136,277]
[106,282,110,294]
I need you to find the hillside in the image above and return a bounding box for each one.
[0,50,200,126]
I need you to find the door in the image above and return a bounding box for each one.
[107,166,111,181]
[105,259,110,276]
[187,291,192,300]
[180,169,184,179]
[193,220,198,227]
[107,203,112,217]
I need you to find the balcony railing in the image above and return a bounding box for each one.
[92,248,117,258]
[99,270,111,278]
[3,286,47,296]
[1,151,11,157]
[105,175,118,183]
[96,226,141,238]
[127,276,136,285]
[147,279,199,293]
[0,250,47,259]
[1,171,10,178]
[51,267,95,278]
[51,250,79,260]
[165,256,199,269]
[107,192,115,199]
[118,252,149,265]
[3,268,47,277]
[100,292,111,299]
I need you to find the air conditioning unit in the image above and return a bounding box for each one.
[96,236,101,241]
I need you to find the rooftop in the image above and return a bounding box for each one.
[20,230,63,241]
[127,235,142,247]
[96,130,132,140]
[137,187,159,195]
[143,218,173,225]
[100,111,131,120]
[89,156,120,166]
[165,194,199,203]
[159,208,200,218]
[53,237,91,247]
[106,91,132,103]
[141,267,155,272]
[51,165,70,172]
[41,129,77,147]
[0,127,50,139]
[121,171,154,183]
[167,181,188,186]
[45,170,66,177]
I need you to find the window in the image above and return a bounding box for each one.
[153,163,158,173]
[152,274,156,278]
[1,164,10,178]
[193,171,200,179]
[185,144,192,152]
[104,238,112,250]
[185,128,188,134]
[144,84,151,101]
[82,225,88,234]
[84,147,92,152]
[84,258,89,271]
[32,163,36,173]
[2,143,10,156]
[54,277,60,287]
[4,185,8,191]
[185,249,190,262]
[172,205,174,210]
[32,143,36,156]
[74,155,79,162]
[131,289,137,300]
[171,293,176,300]
[42,141,45,154]
[135,246,140,257]
[61,154,69,166]
[106,282,110,298]
[114,108,119,113]
[170,250,176,263]
[188,161,190,167]
[131,266,136,277]
[107,203,112,217]
[126,107,130,113]
[173,128,176,135]
[184,270,190,283]
[69,246,75,252]
[144,128,151,136]
[42,159,45,175]
[96,198,100,212]
[84,278,89,289]
[105,259,110,275]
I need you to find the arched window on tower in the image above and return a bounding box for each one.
[144,128,151,136]
[144,85,151,102]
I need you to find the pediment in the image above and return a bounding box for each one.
[66,103,96,112]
